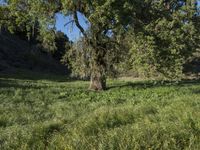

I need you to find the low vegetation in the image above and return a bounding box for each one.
[0,72,200,150]
[1,1,200,149]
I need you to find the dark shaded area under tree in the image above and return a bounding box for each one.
[0,28,70,76]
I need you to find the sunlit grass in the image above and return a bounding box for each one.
[0,74,200,149]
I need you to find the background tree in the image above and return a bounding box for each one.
[127,0,200,80]
[1,0,200,90]
[53,31,71,61]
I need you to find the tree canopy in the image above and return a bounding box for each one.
[1,0,200,90]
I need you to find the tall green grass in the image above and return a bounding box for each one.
[0,74,200,149]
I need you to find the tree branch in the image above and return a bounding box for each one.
[73,10,87,38]
[64,20,74,27]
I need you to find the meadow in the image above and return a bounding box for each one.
[0,72,200,150]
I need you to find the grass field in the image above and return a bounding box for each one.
[0,73,200,150]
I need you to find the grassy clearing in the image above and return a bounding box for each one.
[0,73,200,150]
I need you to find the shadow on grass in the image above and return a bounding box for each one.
[107,79,200,90]
[0,70,77,83]
[1,70,200,91]
[0,76,86,90]
[0,79,49,89]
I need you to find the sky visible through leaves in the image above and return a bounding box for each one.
[56,1,200,41]
[0,0,200,41]
[55,12,89,41]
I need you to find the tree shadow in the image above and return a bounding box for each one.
[0,78,49,90]
[1,70,200,91]
[183,58,200,77]
[192,89,200,94]
[0,71,77,83]
[107,79,200,90]
[0,75,86,90]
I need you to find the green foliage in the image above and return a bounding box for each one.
[63,37,93,78]
[127,0,200,79]
[1,0,200,86]
[0,0,58,51]
[60,0,136,90]
[0,0,34,36]
[63,36,125,78]
[0,73,200,149]
[53,31,71,61]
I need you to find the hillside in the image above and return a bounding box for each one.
[0,30,68,75]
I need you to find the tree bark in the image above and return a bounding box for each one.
[89,72,106,91]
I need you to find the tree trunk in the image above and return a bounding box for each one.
[89,72,106,91]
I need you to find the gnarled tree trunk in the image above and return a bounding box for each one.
[89,72,106,91]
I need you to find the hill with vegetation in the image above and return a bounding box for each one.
[0,30,68,75]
